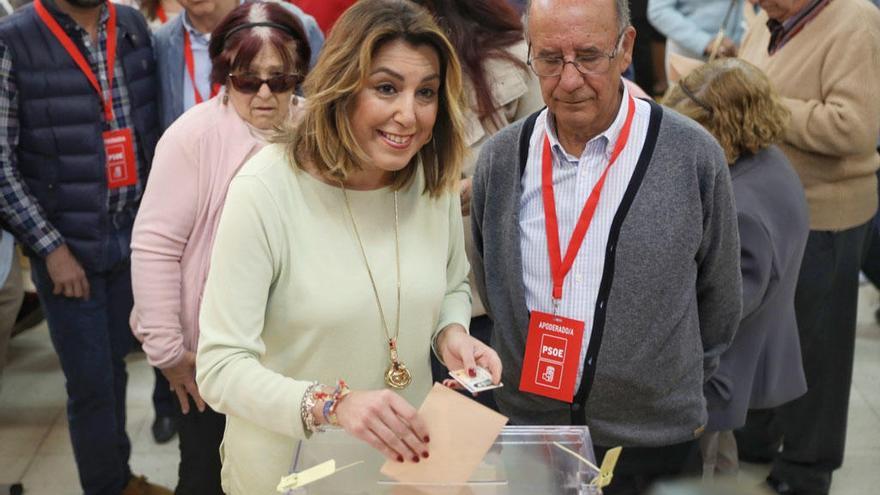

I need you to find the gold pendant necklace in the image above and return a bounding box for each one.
[341,186,412,389]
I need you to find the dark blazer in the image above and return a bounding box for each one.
[705,145,809,431]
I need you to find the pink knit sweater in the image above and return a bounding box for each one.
[130,96,276,369]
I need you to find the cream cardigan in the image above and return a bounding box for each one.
[196,144,471,495]
[739,0,880,230]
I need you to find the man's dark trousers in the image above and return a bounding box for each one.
[859,168,880,286]
[739,223,869,494]
[30,215,136,495]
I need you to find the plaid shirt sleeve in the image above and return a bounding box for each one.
[0,39,65,257]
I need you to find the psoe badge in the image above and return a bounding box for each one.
[518,311,584,402]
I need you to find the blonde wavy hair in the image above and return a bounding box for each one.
[665,58,790,164]
[281,0,467,197]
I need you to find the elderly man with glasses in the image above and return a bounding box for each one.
[469,0,741,492]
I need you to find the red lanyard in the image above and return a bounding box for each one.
[34,0,117,122]
[183,30,219,104]
[156,4,168,23]
[541,95,635,303]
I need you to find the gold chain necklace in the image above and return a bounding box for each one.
[340,186,412,389]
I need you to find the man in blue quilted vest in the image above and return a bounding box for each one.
[0,0,169,493]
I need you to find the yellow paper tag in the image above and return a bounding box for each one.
[552,442,623,490]
[276,459,363,492]
[597,447,622,488]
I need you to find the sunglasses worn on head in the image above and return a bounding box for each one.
[228,73,300,94]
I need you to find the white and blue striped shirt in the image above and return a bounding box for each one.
[519,84,651,391]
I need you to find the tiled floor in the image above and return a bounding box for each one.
[0,326,179,493]
[734,284,880,494]
[1,288,879,494]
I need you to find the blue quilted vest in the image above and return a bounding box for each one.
[0,2,159,271]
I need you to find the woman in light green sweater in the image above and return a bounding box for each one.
[195,1,502,493]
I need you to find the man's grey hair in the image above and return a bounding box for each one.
[523,0,632,39]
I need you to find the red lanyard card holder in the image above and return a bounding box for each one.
[103,128,137,189]
[518,311,584,403]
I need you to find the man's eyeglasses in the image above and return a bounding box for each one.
[228,73,301,94]
[527,31,625,77]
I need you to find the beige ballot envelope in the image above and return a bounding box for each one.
[381,383,508,484]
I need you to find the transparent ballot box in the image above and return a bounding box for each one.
[285,425,601,495]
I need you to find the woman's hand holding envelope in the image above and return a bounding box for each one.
[330,389,431,464]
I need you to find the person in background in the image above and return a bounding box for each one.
[858,0,880,324]
[0,0,166,492]
[0,231,22,394]
[131,4,310,493]
[154,0,322,132]
[737,1,880,493]
[629,0,669,96]
[114,0,182,31]
[136,0,182,30]
[471,0,741,492]
[0,0,13,16]
[0,0,31,16]
[647,0,744,80]
[149,0,250,446]
[0,230,23,495]
[195,1,502,492]
[0,0,44,359]
[666,57,809,479]
[110,0,184,449]
[411,0,542,403]
[145,0,320,443]
[113,0,186,449]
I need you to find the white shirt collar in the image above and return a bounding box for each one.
[181,12,211,42]
[545,81,631,163]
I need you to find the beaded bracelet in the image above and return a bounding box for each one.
[317,380,351,426]
[300,382,325,434]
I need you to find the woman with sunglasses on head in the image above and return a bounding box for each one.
[665,57,809,478]
[194,0,502,492]
[129,2,310,493]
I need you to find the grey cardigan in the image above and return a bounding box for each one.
[471,102,742,448]
[705,146,808,431]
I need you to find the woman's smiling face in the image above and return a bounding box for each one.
[347,39,441,184]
